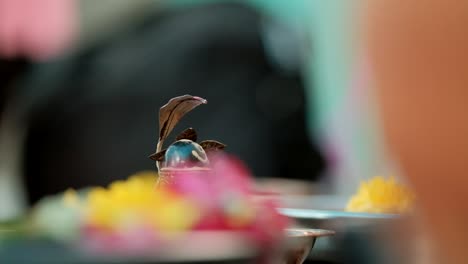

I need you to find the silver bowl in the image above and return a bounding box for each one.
[279,195,403,263]
[283,228,335,264]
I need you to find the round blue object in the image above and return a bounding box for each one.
[163,139,209,168]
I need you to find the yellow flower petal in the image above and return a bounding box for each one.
[346,176,415,214]
[83,171,198,234]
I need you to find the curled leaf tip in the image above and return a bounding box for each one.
[193,96,207,104]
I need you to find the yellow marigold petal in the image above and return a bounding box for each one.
[83,171,198,233]
[346,176,415,214]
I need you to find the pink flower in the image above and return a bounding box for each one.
[165,169,217,208]
[164,154,290,245]
[0,0,77,60]
[81,224,162,255]
[248,199,289,246]
[210,154,254,193]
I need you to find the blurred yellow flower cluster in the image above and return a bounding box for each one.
[346,176,415,214]
[83,171,200,235]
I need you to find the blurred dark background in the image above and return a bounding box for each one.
[0,3,326,205]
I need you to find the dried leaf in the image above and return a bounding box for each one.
[149,149,166,161]
[159,95,207,142]
[176,127,198,142]
[199,140,226,152]
[158,95,207,150]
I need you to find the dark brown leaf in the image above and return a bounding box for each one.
[148,149,166,161]
[199,140,226,152]
[158,95,207,150]
[176,127,198,142]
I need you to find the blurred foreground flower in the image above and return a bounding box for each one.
[346,176,415,214]
[84,171,199,234]
[32,188,84,241]
[32,156,288,254]
[81,171,201,253]
[165,154,289,244]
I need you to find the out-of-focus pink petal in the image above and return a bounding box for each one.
[81,224,161,255]
[210,154,254,195]
[0,0,20,57]
[193,209,229,230]
[0,0,77,60]
[163,169,217,208]
[248,199,290,246]
[82,154,290,250]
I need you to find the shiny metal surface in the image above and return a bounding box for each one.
[283,228,335,264]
